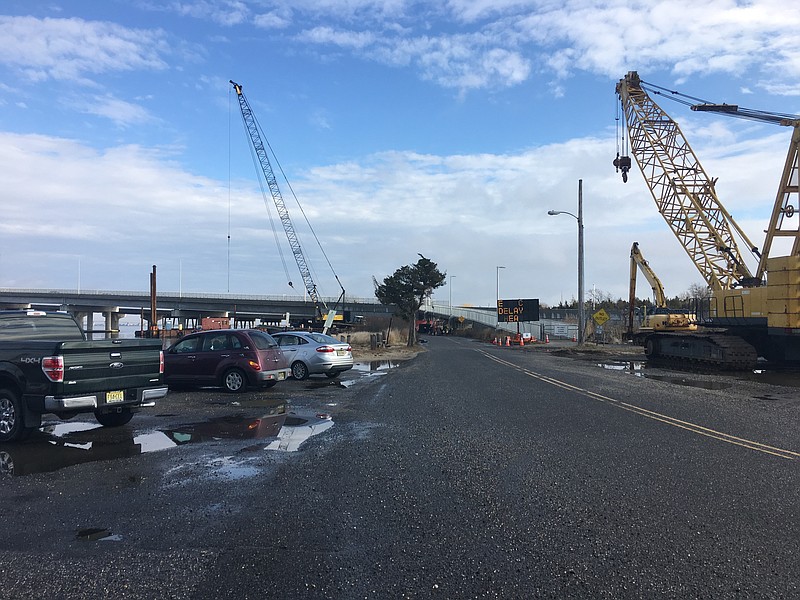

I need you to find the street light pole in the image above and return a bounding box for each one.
[547,179,585,344]
[577,179,585,345]
[449,275,456,315]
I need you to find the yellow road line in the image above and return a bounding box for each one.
[478,349,799,461]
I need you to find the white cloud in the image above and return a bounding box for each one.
[0,16,169,84]
[169,0,251,26]
[240,0,800,94]
[78,94,155,127]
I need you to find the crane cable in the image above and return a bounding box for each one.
[640,80,800,125]
[249,107,343,299]
[246,138,295,288]
[615,91,628,161]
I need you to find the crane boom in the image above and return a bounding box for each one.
[616,71,761,291]
[230,80,328,320]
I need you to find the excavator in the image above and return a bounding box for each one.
[616,71,800,369]
[628,241,696,345]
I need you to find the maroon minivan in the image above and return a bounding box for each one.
[164,329,290,393]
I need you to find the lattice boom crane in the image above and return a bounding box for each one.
[231,80,343,332]
[615,71,800,368]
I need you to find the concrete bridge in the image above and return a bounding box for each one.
[0,288,394,335]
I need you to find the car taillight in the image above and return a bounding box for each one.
[159,350,164,374]
[248,359,261,371]
[42,356,64,382]
[316,346,335,353]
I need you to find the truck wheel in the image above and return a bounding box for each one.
[95,409,134,427]
[0,388,34,442]
[222,368,247,393]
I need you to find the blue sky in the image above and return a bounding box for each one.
[1,0,799,309]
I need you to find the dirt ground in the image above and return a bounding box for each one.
[351,343,426,362]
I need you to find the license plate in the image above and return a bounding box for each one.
[336,350,346,356]
[106,390,125,403]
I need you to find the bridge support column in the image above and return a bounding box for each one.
[104,311,121,339]
[84,311,95,338]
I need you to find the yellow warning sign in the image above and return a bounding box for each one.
[593,308,610,326]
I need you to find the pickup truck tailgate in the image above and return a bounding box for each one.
[54,339,164,396]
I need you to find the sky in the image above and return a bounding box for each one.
[1,0,799,310]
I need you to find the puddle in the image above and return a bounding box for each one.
[264,410,334,452]
[643,374,732,390]
[597,359,800,390]
[596,361,732,389]
[159,411,287,445]
[597,361,645,375]
[353,360,403,373]
[75,527,122,541]
[0,408,334,477]
[741,370,800,388]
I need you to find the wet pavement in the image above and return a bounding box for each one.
[2,338,799,599]
[0,359,402,478]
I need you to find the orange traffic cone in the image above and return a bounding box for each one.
[572,335,577,342]
[505,337,511,347]
[545,334,550,343]
[519,337,524,346]
[492,337,497,345]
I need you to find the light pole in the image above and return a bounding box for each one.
[496,266,505,329]
[548,179,585,344]
[449,275,456,315]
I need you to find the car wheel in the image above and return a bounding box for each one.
[324,371,340,379]
[291,361,309,380]
[223,368,247,393]
[0,388,34,443]
[95,409,134,427]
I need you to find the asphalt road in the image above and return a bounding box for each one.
[1,336,799,599]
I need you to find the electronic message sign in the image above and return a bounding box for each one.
[497,298,540,322]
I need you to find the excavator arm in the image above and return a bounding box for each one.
[630,241,667,305]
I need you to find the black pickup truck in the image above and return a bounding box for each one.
[0,311,167,442]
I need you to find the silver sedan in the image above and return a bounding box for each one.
[272,331,354,380]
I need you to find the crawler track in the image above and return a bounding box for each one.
[643,332,758,371]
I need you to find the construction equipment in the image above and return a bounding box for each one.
[616,71,800,369]
[230,80,344,333]
[627,241,696,344]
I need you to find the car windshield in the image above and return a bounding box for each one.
[307,333,341,345]
[249,330,279,349]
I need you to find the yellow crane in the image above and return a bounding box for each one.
[616,71,800,368]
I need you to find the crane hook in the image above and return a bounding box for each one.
[613,153,632,183]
